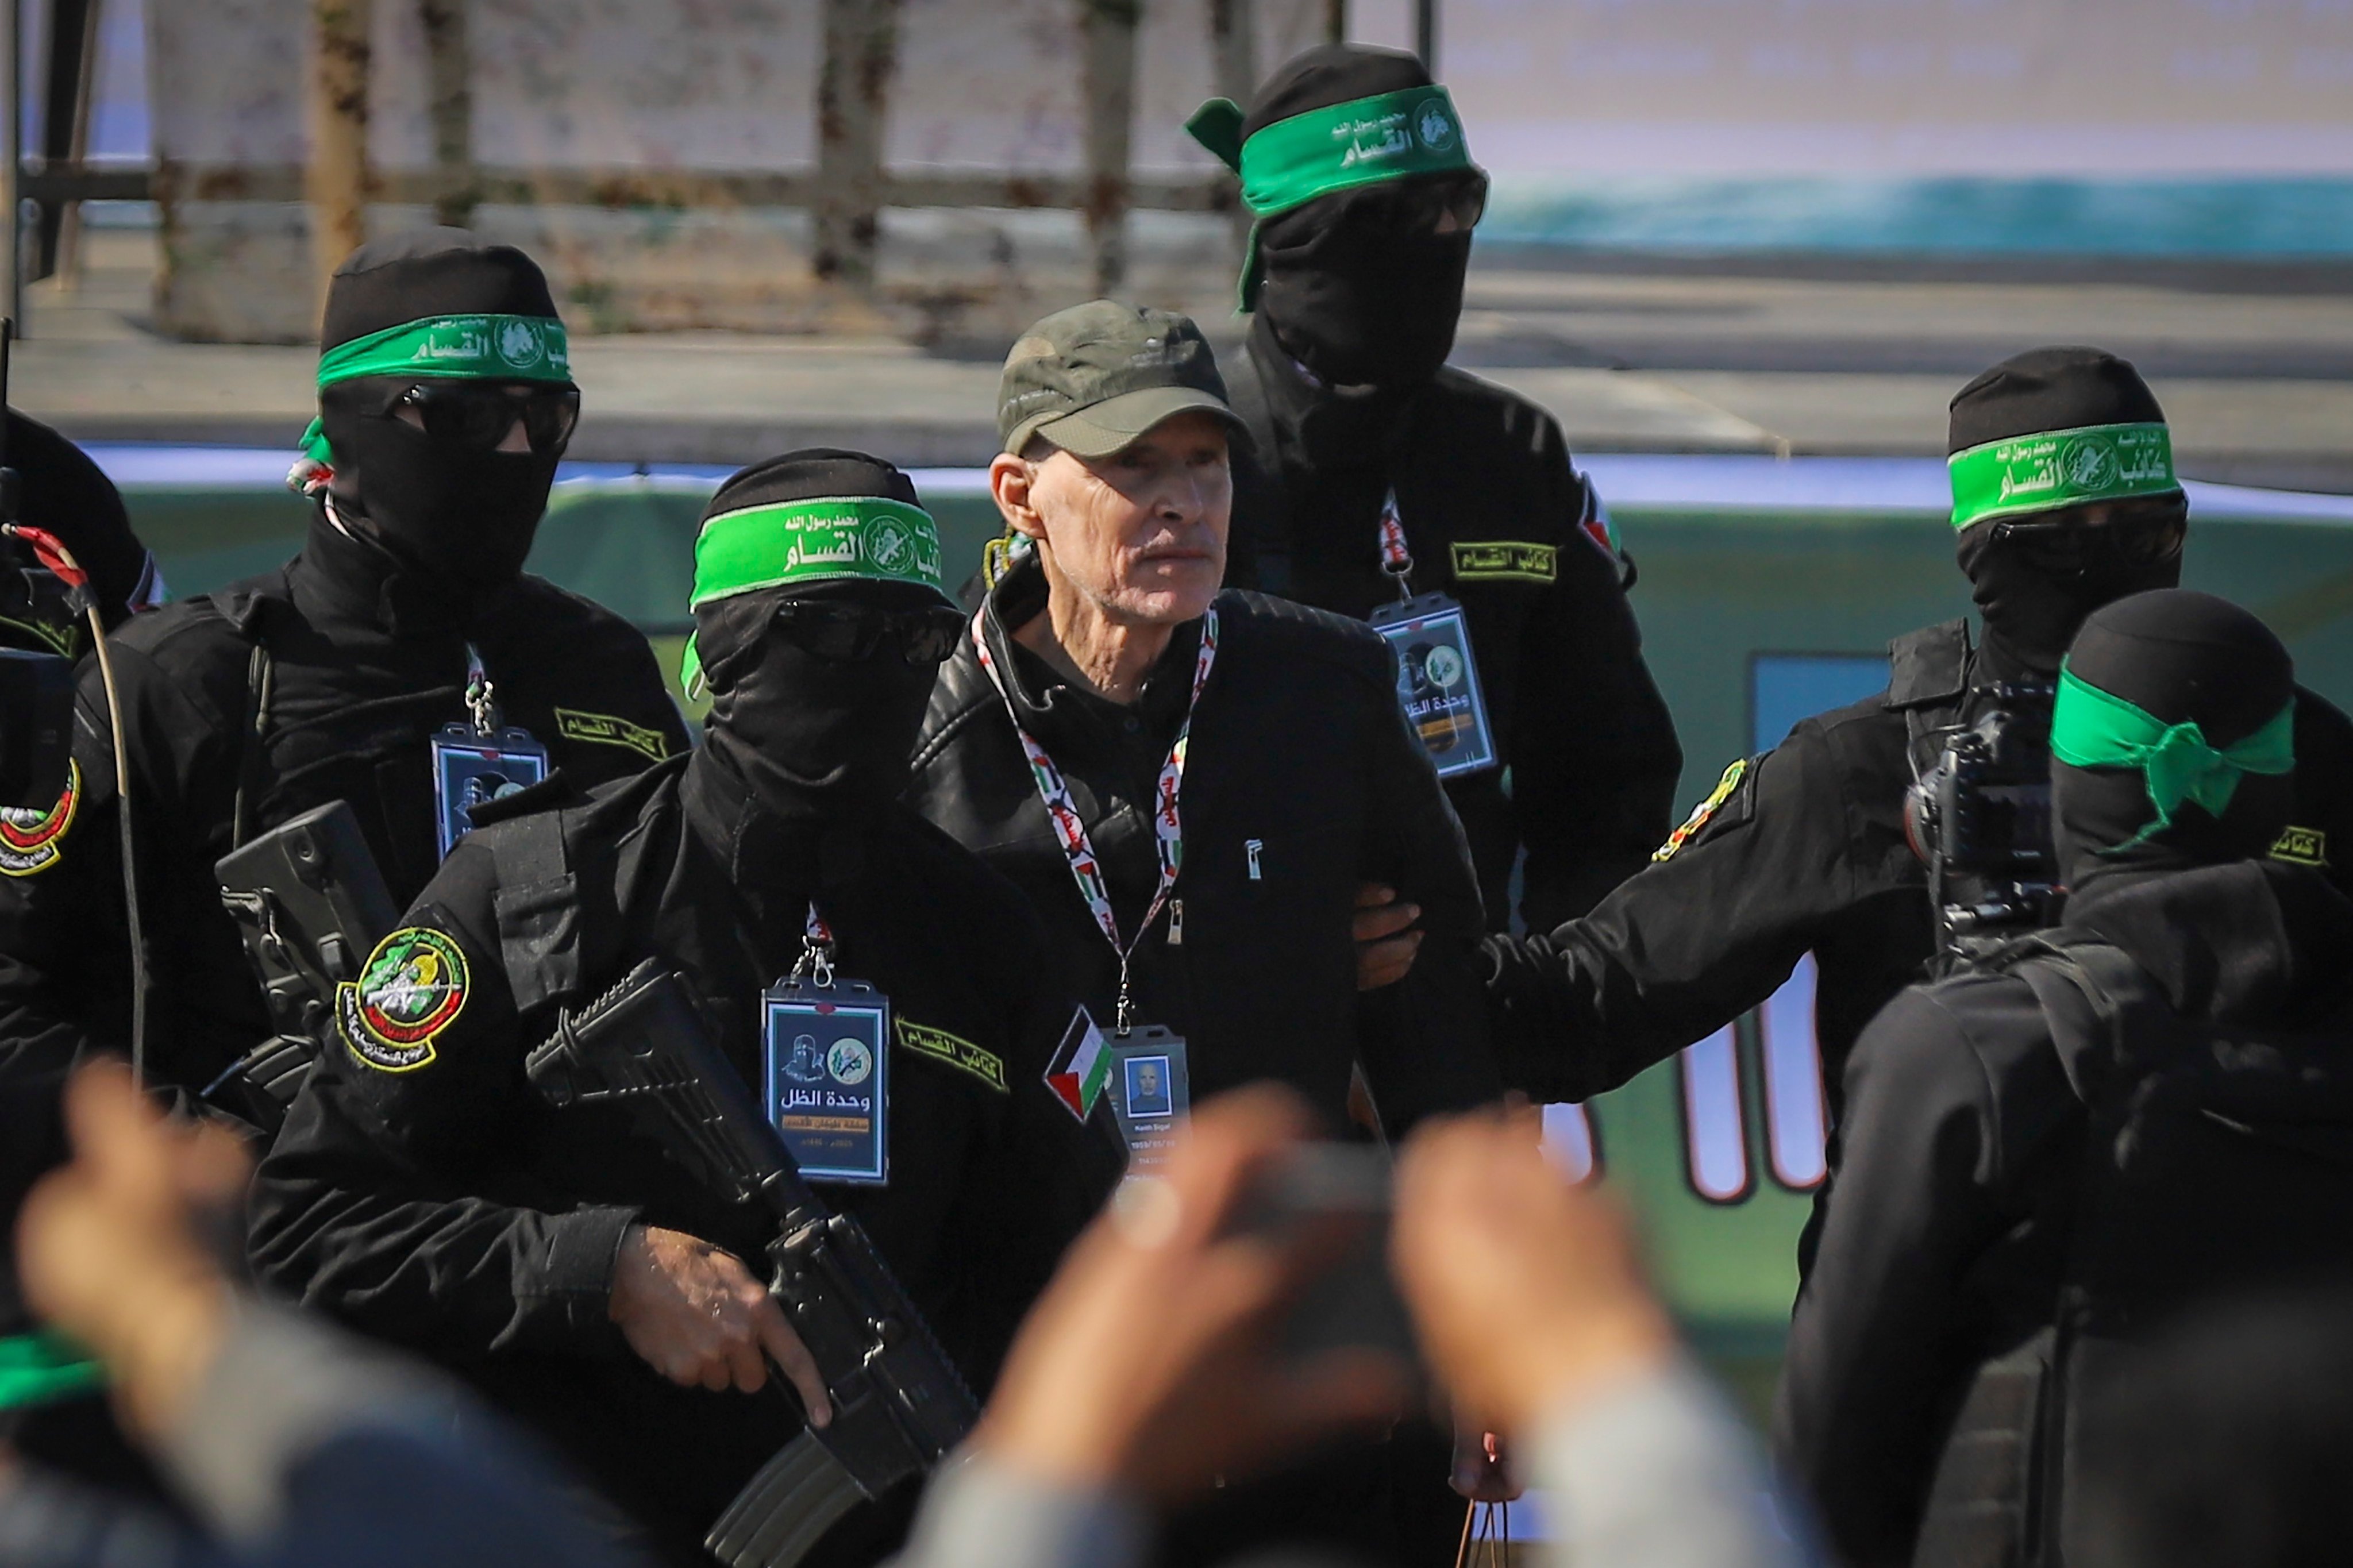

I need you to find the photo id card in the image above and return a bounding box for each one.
[430,725,550,860]
[1107,1028,1190,1174]
[762,978,891,1186]
[1369,594,1497,779]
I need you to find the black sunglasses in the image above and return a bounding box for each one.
[1988,504,2187,575]
[772,600,968,667]
[390,382,581,454]
[1341,171,1489,238]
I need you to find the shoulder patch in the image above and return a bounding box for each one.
[554,707,672,762]
[896,1018,1009,1093]
[2271,825,2328,868]
[337,926,471,1072]
[1449,540,1557,584]
[1653,757,1749,863]
[0,762,80,877]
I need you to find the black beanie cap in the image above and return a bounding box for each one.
[321,228,561,353]
[1948,346,2166,457]
[2066,589,2293,749]
[700,447,923,523]
[1241,44,1435,141]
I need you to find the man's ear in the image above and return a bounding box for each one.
[989,451,1049,543]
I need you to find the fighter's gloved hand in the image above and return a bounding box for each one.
[607,1223,831,1422]
[1353,882,1424,991]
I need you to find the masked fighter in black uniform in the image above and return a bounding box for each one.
[251,451,1121,1565]
[1188,45,1682,930]
[1483,347,2353,1125]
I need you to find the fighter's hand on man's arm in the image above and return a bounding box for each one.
[607,1224,830,1422]
[1354,882,1423,991]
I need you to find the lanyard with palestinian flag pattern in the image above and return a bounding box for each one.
[972,609,1220,1033]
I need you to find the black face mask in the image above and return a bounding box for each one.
[319,377,560,611]
[1957,525,2183,674]
[1256,178,1479,392]
[698,588,941,820]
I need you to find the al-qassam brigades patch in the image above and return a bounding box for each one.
[897,1018,1009,1093]
[0,762,79,877]
[1653,757,1748,863]
[2271,825,2328,868]
[554,707,673,762]
[338,926,470,1072]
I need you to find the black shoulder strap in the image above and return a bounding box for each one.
[1888,618,1975,778]
[487,807,594,1015]
[222,568,296,851]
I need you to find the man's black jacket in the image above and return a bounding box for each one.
[0,513,684,1331]
[1773,859,2353,1566]
[1484,617,2353,1119]
[1225,317,1683,930]
[905,556,1500,1139]
[248,748,1121,1557]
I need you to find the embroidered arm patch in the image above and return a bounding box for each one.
[0,762,80,877]
[554,707,673,762]
[2271,825,2328,867]
[896,1018,1008,1093]
[1653,757,1749,863]
[1449,541,1558,584]
[338,926,471,1072]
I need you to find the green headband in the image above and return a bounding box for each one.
[0,1330,104,1413]
[1187,86,1477,310]
[299,313,574,465]
[1948,421,2179,531]
[681,495,949,691]
[2050,664,2294,850]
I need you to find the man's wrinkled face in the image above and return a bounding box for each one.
[1011,412,1231,627]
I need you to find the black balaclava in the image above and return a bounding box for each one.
[315,229,569,620]
[1950,346,2184,674]
[1245,45,1474,394]
[693,450,946,822]
[2052,589,2294,894]
[2,408,153,629]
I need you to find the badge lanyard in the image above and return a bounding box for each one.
[973,610,1219,1034]
[429,642,550,859]
[1366,490,1500,780]
[763,901,892,1186]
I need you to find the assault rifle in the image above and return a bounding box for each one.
[526,961,979,1568]
[212,800,399,1130]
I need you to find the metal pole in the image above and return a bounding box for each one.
[1416,0,1437,71]
[1080,0,1137,297]
[4,0,21,335]
[1209,0,1256,254]
[1325,0,1345,46]
[812,0,897,289]
[419,0,475,229]
[305,0,372,320]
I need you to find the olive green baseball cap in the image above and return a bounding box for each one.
[996,300,1250,459]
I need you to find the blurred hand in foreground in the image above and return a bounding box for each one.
[1391,1106,1675,1440]
[977,1085,1412,1503]
[15,1062,251,1438]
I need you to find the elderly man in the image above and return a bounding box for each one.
[908,299,1497,1146]
[906,299,1500,1566]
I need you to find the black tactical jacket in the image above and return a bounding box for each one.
[1774,860,2353,1567]
[0,515,687,1096]
[1484,617,2353,1119]
[1225,317,1683,930]
[0,515,684,1332]
[248,748,1121,1559]
[905,556,1500,1139]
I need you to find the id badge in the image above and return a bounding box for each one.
[430,724,550,859]
[1370,594,1497,779]
[762,979,890,1186]
[1106,1027,1191,1174]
